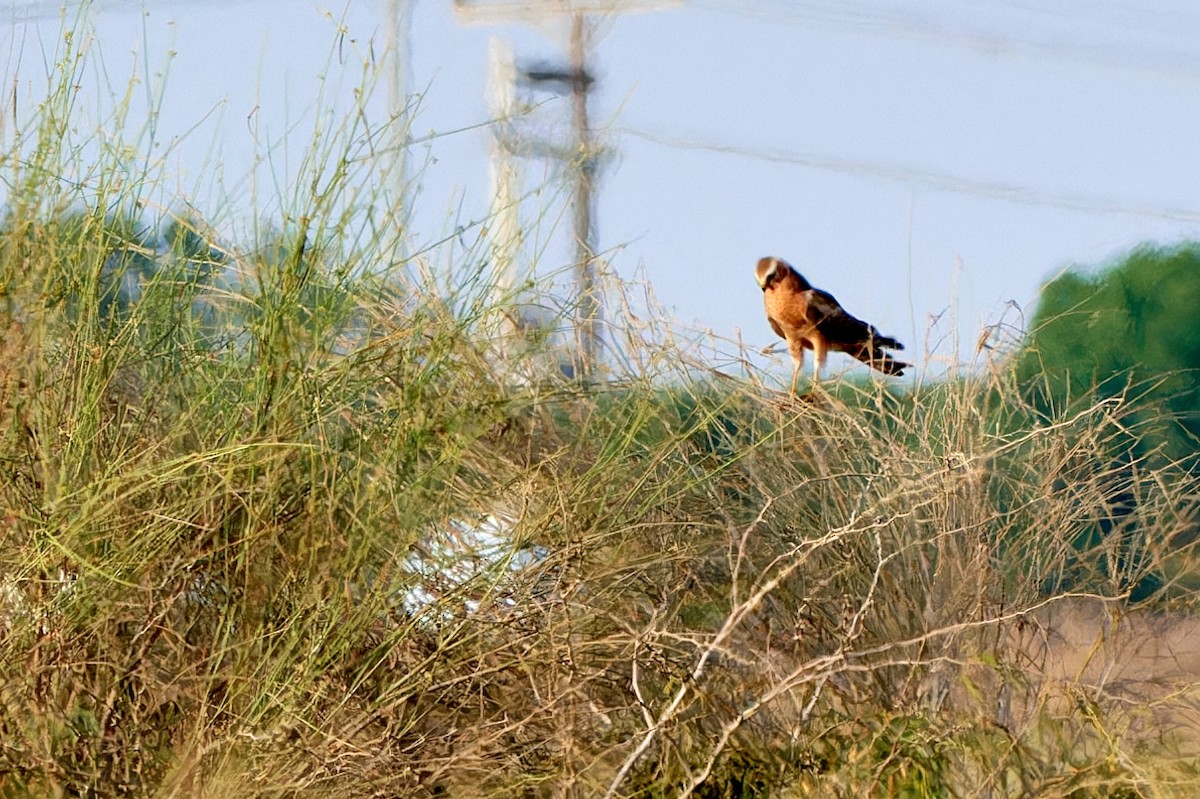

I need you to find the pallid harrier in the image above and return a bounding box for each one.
[755,257,909,394]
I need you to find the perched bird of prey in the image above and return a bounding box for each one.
[755,257,909,394]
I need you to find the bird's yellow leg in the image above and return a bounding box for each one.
[787,338,805,395]
[811,338,828,391]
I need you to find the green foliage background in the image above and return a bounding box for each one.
[1018,243,1200,465]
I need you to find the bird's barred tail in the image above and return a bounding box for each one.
[865,352,909,376]
[872,333,903,351]
[854,333,909,376]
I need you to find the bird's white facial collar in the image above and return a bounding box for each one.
[757,259,779,290]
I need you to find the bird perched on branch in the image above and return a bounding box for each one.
[755,256,909,394]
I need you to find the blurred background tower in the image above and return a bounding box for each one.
[455,0,680,381]
[383,0,415,259]
[485,37,527,365]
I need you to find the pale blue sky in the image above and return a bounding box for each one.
[5,0,1200,382]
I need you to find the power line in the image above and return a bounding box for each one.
[693,0,1200,82]
[621,127,1200,224]
[1,0,276,22]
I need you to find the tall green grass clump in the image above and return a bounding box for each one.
[2,14,1200,799]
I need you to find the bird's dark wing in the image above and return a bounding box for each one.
[804,289,873,344]
[805,288,909,375]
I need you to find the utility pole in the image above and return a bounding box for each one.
[514,12,601,378]
[455,0,679,381]
[567,11,599,377]
[384,0,414,255]
[486,37,523,345]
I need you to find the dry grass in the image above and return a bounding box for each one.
[2,13,1200,799]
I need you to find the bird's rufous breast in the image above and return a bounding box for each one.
[764,285,816,336]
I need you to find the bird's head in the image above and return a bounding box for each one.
[755,257,809,291]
